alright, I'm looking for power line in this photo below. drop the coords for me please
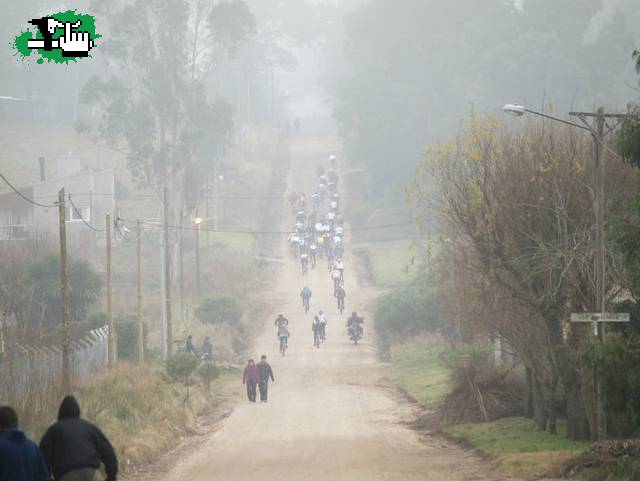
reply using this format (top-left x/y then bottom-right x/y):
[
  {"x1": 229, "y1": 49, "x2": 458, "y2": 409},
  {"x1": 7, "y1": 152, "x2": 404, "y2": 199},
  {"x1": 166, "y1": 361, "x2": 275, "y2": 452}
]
[
  {"x1": 0, "y1": 173, "x2": 57, "y2": 208},
  {"x1": 118, "y1": 217, "x2": 413, "y2": 236},
  {"x1": 67, "y1": 195, "x2": 106, "y2": 232},
  {"x1": 29, "y1": 192, "x2": 405, "y2": 201}
]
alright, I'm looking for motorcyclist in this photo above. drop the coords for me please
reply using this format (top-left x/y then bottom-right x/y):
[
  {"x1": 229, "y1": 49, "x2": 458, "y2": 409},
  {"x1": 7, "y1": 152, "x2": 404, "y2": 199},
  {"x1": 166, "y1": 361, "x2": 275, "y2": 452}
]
[
  {"x1": 347, "y1": 312, "x2": 364, "y2": 337},
  {"x1": 275, "y1": 314, "x2": 289, "y2": 328}
]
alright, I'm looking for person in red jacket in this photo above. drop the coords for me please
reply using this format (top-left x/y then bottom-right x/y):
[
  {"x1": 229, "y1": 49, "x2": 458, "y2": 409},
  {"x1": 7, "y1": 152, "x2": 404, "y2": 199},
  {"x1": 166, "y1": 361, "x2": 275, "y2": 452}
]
[{"x1": 242, "y1": 359, "x2": 260, "y2": 403}]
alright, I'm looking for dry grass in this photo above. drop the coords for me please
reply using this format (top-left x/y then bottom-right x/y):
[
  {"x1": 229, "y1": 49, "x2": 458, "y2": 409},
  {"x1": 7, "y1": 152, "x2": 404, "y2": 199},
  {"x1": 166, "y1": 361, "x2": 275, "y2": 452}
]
[{"x1": 12, "y1": 362, "x2": 234, "y2": 467}]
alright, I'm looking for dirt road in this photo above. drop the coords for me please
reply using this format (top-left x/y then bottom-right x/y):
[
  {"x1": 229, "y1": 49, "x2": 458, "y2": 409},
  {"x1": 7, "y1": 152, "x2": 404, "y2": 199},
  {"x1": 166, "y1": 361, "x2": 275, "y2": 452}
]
[{"x1": 157, "y1": 134, "x2": 525, "y2": 481}]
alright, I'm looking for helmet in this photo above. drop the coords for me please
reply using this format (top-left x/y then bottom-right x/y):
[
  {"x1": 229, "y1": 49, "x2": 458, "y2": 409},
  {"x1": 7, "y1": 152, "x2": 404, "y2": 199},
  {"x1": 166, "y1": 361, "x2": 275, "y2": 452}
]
[
  {"x1": 329, "y1": 155, "x2": 336, "y2": 161},
  {"x1": 319, "y1": 310, "x2": 323, "y2": 315}
]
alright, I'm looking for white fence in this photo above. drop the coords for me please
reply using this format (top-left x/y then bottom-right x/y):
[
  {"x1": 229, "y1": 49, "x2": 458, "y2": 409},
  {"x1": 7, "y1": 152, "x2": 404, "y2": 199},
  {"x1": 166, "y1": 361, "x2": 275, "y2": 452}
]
[{"x1": 0, "y1": 326, "x2": 109, "y2": 400}]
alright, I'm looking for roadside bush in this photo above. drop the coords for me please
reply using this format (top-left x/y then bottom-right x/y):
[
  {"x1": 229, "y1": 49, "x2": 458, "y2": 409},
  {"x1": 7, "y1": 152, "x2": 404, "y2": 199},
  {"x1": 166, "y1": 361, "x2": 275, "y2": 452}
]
[
  {"x1": 374, "y1": 282, "x2": 443, "y2": 341},
  {"x1": 196, "y1": 363, "x2": 220, "y2": 391},
  {"x1": 581, "y1": 333, "x2": 640, "y2": 437},
  {"x1": 166, "y1": 353, "x2": 198, "y2": 384},
  {"x1": 195, "y1": 296, "x2": 243, "y2": 328}
]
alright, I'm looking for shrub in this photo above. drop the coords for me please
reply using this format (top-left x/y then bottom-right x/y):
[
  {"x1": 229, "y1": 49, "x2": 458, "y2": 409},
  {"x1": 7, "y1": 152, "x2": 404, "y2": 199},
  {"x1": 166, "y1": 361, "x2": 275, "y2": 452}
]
[
  {"x1": 196, "y1": 363, "x2": 220, "y2": 391},
  {"x1": 166, "y1": 353, "x2": 198, "y2": 384},
  {"x1": 374, "y1": 282, "x2": 443, "y2": 341},
  {"x1": 195, "y1": 296, "x2": 243, "y2": 327}
]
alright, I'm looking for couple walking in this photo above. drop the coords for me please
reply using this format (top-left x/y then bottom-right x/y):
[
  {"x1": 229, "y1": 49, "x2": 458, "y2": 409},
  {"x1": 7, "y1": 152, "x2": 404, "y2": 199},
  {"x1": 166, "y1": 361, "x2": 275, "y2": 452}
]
[{"x1": 242, "y1": 355, "x2": 275, "y2": 403}]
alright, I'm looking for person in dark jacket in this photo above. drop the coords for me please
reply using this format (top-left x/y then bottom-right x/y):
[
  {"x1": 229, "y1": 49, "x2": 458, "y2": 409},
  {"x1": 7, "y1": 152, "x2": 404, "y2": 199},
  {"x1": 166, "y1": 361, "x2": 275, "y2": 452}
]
[
  {"x1": 39, "y1": 396, "x2": 118, "y2": 481},
  {"x1": 0, "y1": 406, "x2": 49, "y2": 481},
  {"x1": 242, "y1": 359, "x2": 260, "y2": 402},
  {"x1": 257, "y1": 355, "x2": 275, "y2": 402}
]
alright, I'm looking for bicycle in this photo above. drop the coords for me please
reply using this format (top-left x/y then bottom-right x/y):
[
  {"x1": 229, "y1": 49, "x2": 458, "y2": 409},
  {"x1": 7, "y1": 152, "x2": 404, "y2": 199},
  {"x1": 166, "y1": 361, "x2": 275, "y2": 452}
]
[
  {"x1": 313, "y1": 328, "x2": 321, "y2": 348},
  {"x1": 302, "y1": 296, "x2": 310, "y2": 314},
  {"x1": 279, "y1": 336, "x2": 288, "y2": 356}
]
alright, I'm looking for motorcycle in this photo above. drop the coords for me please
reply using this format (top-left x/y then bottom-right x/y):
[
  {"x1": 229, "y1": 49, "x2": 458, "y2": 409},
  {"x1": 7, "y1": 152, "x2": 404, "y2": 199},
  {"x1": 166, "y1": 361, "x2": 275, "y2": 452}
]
[{"x1": 348, "y1": 324, "x2": 364, "y2": 345}]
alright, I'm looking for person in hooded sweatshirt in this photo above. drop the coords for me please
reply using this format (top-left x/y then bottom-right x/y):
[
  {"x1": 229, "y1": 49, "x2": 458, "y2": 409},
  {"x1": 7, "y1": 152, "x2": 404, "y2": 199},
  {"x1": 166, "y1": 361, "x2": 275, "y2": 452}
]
[
  {"x1": 39, "y1": 396, "x2": 118, "y2": 481},
  {"x1": 0, "y1": 406, "x2": 49, "y2": 481}
]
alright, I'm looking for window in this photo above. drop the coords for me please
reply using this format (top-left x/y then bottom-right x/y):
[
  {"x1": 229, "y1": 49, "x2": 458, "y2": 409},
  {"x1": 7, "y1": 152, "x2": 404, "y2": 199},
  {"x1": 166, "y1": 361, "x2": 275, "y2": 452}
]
[{"x1": 65, "y1": 205, "x2": 91, "y2": 223}]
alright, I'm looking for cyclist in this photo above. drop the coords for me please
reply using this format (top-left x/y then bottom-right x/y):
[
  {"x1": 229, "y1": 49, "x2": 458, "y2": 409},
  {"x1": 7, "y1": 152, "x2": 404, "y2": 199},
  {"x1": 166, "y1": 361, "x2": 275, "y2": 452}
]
[
  {"x1": 288, "y1": 192, "x2": 298, "y2": 211},
  {"x1": 277, "y1": 324, "x2": 290, "y2": 354},
  {"x1": 275, "y1": 314, "x2": 289, "y2": 328},
  {"x1": 300, "y1": 286, "x2": 312, "y2": 312},
  {"x1": 332, "y1": 268, "x2": 342, "y2": 292},
  {"x1": 335, "y1": 285, "x2": 346, "y2": 312},
  {"x1": 309, "y1": 244, "x2": 318, "y2": 267},
  {"x1": 312, "y1": 192, "x2": 321, "y2": 210},
  {"x1": 301, "y1": 254, "x2": 309, "y2": 275},
  {"x1": 318, "y1": 311, "x2": 327, "y2": 341},
  {"x1": 334, "y1": 258, "x2": 345, "y2": 282},
  {"x1": 312, "y1": 316, "x2": 322, "y2": 348}
]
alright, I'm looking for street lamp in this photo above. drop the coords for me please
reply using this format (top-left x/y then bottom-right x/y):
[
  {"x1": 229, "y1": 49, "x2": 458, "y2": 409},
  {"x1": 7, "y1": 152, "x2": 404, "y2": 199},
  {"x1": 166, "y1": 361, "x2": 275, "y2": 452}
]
[
  {"x1": 191, "y1": 215, "x2": 216, "y2": 297},
  {"x1": 503, "y1": 102, "x2": 627, "y2": 440}
]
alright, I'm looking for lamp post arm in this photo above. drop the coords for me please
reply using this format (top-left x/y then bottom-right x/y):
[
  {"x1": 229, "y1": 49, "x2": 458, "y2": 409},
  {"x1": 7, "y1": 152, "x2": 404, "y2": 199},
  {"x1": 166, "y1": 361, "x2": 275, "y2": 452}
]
[{"x1": 524, "y1": 108, "x2": 595, "y2": 134}]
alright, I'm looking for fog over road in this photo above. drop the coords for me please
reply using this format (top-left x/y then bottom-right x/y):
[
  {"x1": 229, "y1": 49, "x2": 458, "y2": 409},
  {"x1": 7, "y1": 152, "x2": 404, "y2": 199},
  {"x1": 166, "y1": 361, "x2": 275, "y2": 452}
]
[{"x1": 152, "y1": 134, "x2": 534, "y2": 481}]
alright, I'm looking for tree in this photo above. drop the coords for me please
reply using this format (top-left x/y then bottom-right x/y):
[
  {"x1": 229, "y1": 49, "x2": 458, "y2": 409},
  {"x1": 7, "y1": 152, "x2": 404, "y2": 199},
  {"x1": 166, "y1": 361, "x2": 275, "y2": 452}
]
[
  {"x1": 28, "y1": 254, "x2": 102, "y2": 328},
  {"x1": 413, "y1": 112, "x2": 637, "y2": 439},
  {"x1": 334, "y1": 0, "x2": 640, "y2": 191},
  {"x1": 195, "y1": 296, "x2": 243, "y2": 327},
  {"x1": 81, "y1": 0, "x2": 255, "y2": 213}
]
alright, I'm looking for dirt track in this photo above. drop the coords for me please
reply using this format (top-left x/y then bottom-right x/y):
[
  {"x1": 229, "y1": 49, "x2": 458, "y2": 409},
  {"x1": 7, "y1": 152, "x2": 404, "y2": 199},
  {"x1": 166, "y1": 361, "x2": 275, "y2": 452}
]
[{"x1": 154, "y1": 134, "x2": 530, "y2": 481}]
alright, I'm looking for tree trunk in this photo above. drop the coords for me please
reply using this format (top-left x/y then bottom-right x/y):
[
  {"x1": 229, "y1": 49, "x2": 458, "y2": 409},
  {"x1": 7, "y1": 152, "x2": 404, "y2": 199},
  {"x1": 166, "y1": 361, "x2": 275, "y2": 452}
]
[
  {"x1": 556, "y1": 346, "x2": 591, "y2": 440},
  {"x1": 525, "y1": 365, "x2": 534, "y2": 419},
  {"x1": 532, "y1": 370, "x2": 548, "y2": 431},
  {"x1": 548, "y1": 371, "x2": 558, "y2": 434}
]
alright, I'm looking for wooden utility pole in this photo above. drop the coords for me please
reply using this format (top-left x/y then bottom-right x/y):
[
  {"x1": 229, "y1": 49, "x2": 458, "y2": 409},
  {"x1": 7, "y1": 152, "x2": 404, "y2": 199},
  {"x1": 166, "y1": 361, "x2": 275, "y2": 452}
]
[
  {"x1": 569, "y1": 108, "x2": 627, "y2": 441},
  {"x1": 137, "y1": 219, "x2": 144, "y2": 362},
  {"x1": 106, "y1": 213, "x2": 115, "y2": 368},
  {"x1": 163, "y1": 187, "x2": 173, "y2": 355},
  {"x1": 179, "y1": 210, "x2": 184, "y2": 319},
  {"x1": 58, "y1": 188, "x2": 71, "y2": 393}
]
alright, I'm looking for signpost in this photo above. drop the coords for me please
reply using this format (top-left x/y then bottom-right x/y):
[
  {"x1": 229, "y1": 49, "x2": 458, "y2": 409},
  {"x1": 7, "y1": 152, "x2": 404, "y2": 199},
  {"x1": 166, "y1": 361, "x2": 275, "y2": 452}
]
[{"x1": 571, "y1": 312, "x2": 629, "y2": 440}]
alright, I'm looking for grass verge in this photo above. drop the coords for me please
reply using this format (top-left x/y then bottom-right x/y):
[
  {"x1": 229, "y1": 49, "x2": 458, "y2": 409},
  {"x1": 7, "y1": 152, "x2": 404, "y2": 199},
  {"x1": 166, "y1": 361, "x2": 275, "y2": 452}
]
[
  {"x1": 25, "y1": 363, "x2": 237, "y2": 468},
  {"x1": 444, "y1": 418, "x2": 590, "y2": 479},
  {"x1": 389, "y1": 340, "x2": 589, "y2": 479},
  {"x1": 389, "y1": 338, "x2": 450, "y2": 406}
]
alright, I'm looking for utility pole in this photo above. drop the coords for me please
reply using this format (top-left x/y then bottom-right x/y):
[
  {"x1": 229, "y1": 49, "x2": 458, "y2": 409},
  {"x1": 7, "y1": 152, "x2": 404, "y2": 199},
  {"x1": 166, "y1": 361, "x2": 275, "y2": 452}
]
[
  {"x1": 569, "y1": 107, "x2": 627, "y2": 441},
  {"x1": 136, "y1": 219, "x2": 144, "y2": 362},
  {"x1": 195, "y1": 210, "x2": 201, "y2": 297},
  {"x1": 106, "y1": 213, "x2": 115, "y2": 368},
  {"x1": 179, "y1": 210, "x2": 184, "y2": 319},
  {"x1": 58, "y1": 188, "x2": 71, "y2": 393},
  {"x1": 163, "y1": 187, "x2": 173, "y2": 356}
]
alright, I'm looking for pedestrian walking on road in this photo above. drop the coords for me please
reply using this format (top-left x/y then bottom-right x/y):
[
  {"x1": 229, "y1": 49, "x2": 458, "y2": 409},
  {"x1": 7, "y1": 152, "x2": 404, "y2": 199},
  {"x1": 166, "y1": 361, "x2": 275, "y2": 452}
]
[
  {"x1": 257, "y1": 355, "x2": 275, "y2": 402},
  {"x1": 40, "y1": 396, "x2": 118, "y2": 481},
  {"x1": 243, "y1": 359, "x2": 260, "y2": 403},
  {"x1": 0, "y1": 405, "x2": 49, "y2": 481}
]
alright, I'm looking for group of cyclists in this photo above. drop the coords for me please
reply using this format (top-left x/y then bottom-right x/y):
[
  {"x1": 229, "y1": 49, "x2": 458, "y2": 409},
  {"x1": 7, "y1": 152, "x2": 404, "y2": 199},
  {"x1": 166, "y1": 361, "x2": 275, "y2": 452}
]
[{"x1": 276, "y1": 154, "x2": 364, "y2": 353}]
